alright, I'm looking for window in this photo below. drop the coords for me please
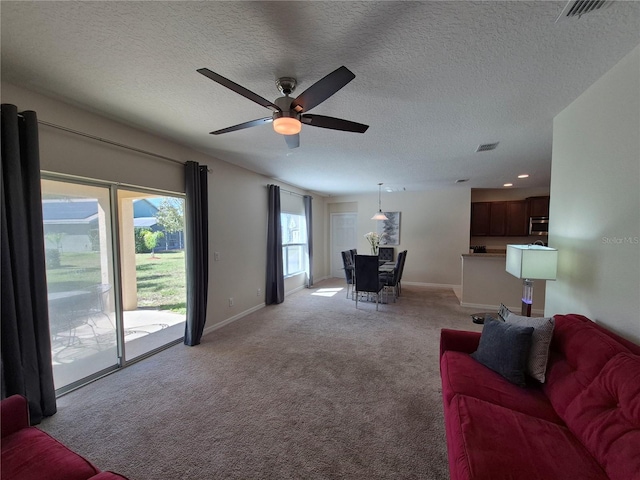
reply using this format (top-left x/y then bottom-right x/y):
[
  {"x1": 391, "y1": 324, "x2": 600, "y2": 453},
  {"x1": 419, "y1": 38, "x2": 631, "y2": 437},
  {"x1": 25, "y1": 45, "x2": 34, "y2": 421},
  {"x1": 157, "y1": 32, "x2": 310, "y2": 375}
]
[{"x1": 281, "y1": 212, "x2": 307, "y2": 277}]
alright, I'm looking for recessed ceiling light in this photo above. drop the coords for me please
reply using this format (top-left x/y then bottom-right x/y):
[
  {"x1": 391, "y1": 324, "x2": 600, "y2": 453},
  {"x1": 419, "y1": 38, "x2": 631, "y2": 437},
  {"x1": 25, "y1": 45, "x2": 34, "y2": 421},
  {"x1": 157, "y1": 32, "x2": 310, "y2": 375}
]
[
  {"x1": 503, "y1": 183, "x2": 513, "y2": 187},
  {"x1": 518, "y1": 174, "x2": 529, "y2": 179}
]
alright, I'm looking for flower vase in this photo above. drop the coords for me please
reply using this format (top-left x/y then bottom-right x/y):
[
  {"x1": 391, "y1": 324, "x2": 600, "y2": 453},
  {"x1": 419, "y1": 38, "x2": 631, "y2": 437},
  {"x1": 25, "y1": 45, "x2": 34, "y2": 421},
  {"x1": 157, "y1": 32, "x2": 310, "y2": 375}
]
[{"x1": 371, "y1": 246, "x2": 379, "y2": 256}]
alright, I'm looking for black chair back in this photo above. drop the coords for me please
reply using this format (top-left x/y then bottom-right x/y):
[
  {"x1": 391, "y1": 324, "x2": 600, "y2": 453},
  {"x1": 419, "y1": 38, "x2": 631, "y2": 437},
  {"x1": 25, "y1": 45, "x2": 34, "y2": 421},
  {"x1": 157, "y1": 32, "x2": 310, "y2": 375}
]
[
  {"x1": 355, "y1": 254, "x2": 385, "y2": 309},
  {"x1": 378, "y1": 246, "x2": 394, "y2": 262},
  {"x1": 341, "y1": 250, "x2": 354, "y2": 283},
  {"x1": 355, "y1": 255, "x2": 383, "y2": 293}
]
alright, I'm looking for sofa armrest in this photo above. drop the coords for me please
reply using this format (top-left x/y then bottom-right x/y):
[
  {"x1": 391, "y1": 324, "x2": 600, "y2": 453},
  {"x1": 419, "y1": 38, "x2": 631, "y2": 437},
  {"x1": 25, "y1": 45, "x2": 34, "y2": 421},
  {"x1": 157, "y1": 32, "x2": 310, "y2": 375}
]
[
  {"x1": 1, "y1": 394, "x2": 30, "y2": 438},
  {"x1": 440, "y1": 329, "x2": 481, "y2": 358}
]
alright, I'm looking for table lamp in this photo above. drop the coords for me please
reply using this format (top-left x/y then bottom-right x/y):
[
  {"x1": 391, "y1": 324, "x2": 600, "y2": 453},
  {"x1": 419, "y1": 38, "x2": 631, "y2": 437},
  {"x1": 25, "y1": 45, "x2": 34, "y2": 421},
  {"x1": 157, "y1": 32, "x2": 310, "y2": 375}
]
[{"x1": 506, "y1": 245, "x2": 558, "y2": 316}]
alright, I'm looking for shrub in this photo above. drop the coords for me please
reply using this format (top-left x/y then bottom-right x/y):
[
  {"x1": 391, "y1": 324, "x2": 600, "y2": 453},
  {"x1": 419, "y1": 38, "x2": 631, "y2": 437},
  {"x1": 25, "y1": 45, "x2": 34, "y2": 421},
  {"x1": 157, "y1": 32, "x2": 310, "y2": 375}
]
[
  {"x1": 45, "y1": 249, "x2": 61, "y2": 268},
  {"x1": 134, "y1": 227, "x2": 152, "y2": 253}
]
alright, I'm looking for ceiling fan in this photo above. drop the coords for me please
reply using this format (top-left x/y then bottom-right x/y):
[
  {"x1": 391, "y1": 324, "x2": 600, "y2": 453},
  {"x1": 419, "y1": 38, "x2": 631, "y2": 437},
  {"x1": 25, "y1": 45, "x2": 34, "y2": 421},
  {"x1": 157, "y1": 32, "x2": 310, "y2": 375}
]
[{"x1": 197, "y1": 66, "x2": 369, "y2": 149}]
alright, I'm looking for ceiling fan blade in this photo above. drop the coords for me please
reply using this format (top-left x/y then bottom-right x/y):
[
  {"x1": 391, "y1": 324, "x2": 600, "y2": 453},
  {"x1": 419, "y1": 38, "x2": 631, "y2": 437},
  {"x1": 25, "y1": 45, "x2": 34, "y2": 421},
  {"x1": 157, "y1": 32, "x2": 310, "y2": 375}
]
[
  {"x1": 301, "y1": 114, "x2": 369, "y2": 133},
  {"x1": 284, "y1": 134, "x2": 300, "y2": 149},
  {"x1": 290, "y1": 66, "x2": 355, "y2": 113},
  {"x1": 197, "y1": 68, "x2": 281, "y2": 113},
  {"x1": 210, "y1": 117, "x2": 273, "y2": 135}
]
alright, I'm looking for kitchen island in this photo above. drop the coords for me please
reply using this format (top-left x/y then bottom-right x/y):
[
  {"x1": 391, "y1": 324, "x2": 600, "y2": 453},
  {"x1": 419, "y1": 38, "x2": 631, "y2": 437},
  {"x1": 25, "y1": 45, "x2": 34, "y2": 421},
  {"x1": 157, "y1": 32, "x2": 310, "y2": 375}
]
[{"x1": 460, "y1": 253, "x2": 546, "y2": 315}]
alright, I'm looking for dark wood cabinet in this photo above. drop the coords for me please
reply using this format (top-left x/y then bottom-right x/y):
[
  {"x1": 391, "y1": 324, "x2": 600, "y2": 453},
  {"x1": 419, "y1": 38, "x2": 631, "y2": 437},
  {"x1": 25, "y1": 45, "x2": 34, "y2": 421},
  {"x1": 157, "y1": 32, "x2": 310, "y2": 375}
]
[
  {"x1": 471, "y1": 198, "x2": 545, "y2": 237},
  {"x1": 489, "y1": 202, "x2": 507, "y2": 236},
  {"x1": 506, "y1": 201, "x2": 528, "y2": 236},
  {"x1": 470, "y1": 202, "x2": 490, "y2": 236},
  {"x1": 527, "y1": 196, "x2": 550, "y2": 218}
]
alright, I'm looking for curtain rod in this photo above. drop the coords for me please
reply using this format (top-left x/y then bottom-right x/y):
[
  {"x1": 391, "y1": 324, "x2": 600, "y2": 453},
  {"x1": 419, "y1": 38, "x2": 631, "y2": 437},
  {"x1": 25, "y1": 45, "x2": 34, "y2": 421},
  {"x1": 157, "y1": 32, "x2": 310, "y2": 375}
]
[
  {"x1": 37, "y1": 119, "x2": 212, "y2": 172},
  {"x1": 267, "y1": 184, "x2": 310, "y2": 199}
]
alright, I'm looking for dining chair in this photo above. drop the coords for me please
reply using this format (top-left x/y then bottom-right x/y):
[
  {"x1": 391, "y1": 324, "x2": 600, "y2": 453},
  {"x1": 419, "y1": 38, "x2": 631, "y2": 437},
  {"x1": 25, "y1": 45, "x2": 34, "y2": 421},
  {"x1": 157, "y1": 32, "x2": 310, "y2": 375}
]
[
  {"x1": 341, "y1": 250, "x2": 355, "y2": 298},
  {"x1": 396, "y1": 250, "x2": 408, "y2": 297},
  {"x1": 354, "y1": 254, "x2": 385, "y2": 310},
  {"x1": 378, "y1": 246, "x2": 395, "y2": 263},
  {"x1": 380, "y1": 250, "x2": 405, "y2": 301}
]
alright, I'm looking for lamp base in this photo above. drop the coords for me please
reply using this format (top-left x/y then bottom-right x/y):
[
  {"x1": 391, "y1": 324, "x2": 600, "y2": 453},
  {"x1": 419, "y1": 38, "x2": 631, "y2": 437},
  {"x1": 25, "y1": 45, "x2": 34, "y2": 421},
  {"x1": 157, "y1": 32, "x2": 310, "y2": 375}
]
[{"x1": 521, "y1": 278, "x2": 534, "y2": 317}]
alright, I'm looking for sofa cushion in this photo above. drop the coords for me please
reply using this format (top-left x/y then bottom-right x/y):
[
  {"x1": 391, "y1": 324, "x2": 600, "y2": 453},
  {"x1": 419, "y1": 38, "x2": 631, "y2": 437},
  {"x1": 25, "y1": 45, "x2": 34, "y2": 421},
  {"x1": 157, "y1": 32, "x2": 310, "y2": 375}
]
[
  {"x1": 444, "y1": 394, "x2": 608, "y2": 480},
  {"x1": 441, "y1": 350, "x2": 563, "y2": 424},
  {"x1": 505, "y1": 312, "x2": 555, "y2": 383},
  {"x1": 470, "y1": 318, "x2": 534, "y2": 386},
  {"x1": 1, "y1": 427, "x2": 100, "y2": 480},
  {"x1": 543, "y1": 314, "x2": 635, "y2": 419},
  {"x1": 563, "y1": 352, "x2": 640, "y2": 480}
]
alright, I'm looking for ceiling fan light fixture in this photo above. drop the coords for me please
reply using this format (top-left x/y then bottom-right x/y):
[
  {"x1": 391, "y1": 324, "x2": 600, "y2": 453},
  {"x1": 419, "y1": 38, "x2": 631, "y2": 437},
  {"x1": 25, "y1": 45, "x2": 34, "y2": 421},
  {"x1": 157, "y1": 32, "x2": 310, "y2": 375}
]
[{"x1": 273, "y1": 117, "x2": 302, "y2": 135}]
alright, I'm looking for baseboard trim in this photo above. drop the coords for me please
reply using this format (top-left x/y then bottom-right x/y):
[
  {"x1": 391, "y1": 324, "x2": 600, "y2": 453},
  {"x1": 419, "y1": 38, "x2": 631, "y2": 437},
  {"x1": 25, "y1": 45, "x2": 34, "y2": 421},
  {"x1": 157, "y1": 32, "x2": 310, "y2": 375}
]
[
  {"x1": 403, "y1": 281, "x2": 461, "y2": 290},
  {"x1": 202, "y1": 303, "x2": 266, "y2": 337},
  {"x1": 459, "y1": 301, "x2": 544, "y2": 316},
  {"x1": 202, "y1": 276, "x2": 345, "y2": 337}
]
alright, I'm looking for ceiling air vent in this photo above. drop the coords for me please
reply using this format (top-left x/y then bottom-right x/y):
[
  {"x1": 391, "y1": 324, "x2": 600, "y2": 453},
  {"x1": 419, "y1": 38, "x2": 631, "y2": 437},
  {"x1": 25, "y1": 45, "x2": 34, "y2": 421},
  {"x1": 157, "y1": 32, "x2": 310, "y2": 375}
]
[
  {"x1": 556, "y1": 1, "x2": 614, "y2": 22},
  {"x1": 476, "y1": 142, "x2": 499, "y2": 152}
]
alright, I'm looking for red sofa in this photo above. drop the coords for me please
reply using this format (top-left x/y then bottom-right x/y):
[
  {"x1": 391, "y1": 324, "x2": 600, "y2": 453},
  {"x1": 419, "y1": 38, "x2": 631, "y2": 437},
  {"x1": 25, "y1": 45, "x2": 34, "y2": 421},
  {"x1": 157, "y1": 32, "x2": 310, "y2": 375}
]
[
  {"x1": 1, "y1": 394, "x2": 129, "y2": 480},
  {"x1": 440, "y1": 313, "x2": 640, "y2": 480}
]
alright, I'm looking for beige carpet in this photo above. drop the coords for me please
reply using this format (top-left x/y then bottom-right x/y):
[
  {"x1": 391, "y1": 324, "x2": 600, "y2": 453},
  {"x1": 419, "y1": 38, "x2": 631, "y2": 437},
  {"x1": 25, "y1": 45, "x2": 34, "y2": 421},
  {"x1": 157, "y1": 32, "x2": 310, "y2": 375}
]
[{"x1": 40, "y1": 278, "x2": 482, "y2": 479}]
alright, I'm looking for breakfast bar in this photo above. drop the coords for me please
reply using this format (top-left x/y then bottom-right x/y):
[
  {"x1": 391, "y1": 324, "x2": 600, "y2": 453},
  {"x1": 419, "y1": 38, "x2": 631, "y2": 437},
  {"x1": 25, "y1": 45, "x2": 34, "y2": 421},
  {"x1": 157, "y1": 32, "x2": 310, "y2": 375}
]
[{"x1": 460, "y1": 252, "x2": 547, "y2": 315}]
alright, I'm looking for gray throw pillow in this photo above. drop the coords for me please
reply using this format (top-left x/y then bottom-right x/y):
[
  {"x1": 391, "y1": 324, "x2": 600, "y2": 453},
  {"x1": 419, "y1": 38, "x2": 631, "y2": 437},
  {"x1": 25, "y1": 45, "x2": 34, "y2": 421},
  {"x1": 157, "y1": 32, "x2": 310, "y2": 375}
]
[
  {"x1": 471, "y1": 318, "x2": 534, "y2": 387},
  {"x1": 504, "y1": 312, "x2": 555, "y2": 383}
]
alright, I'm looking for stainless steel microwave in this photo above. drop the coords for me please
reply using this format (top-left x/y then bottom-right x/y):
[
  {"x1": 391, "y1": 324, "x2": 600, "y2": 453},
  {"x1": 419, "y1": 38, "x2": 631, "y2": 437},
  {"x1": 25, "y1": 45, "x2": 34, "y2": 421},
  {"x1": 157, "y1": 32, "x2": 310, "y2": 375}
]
[{"x1": 529, "y1": 216, "x2": 549, "y2": 236}]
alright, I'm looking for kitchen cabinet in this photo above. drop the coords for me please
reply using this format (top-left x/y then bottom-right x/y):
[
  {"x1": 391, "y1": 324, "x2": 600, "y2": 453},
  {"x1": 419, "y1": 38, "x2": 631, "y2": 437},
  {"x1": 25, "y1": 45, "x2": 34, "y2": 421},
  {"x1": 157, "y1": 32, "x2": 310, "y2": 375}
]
[
  {"x1": 489, "y1": 202, "x2": 507, "y2": 236},
  {"x1": 528, "y1": 196, "x2": 550, "y2": 217},
  {"x1": 506, "y1": 200, "x2": 528, "y2": 236},
  {"x1": 471, "y1": 199, "x2": 531, "y2": 237},
  {"x1": 470, "y1": 202, "x2": 490, "y2": 236}
]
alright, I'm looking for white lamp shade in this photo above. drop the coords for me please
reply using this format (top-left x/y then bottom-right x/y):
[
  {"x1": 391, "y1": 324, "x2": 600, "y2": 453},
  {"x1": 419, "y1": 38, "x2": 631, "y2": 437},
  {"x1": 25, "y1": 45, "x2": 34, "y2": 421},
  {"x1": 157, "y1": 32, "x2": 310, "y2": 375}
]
[
  {"x1": 273, "y1": 117, "x2": 301, "y2": 135},
  {"x1": 506, "y1": 245, "x2": 558, "y2": 280},
  {"x1": 371, "y1": 211, "x2": 388, "y2": 221}
]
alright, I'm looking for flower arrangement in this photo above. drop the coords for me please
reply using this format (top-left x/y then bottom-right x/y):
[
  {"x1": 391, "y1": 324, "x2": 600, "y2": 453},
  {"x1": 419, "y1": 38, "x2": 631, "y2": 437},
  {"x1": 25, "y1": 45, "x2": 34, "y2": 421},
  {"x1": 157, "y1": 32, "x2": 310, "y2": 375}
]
[{"x1": 364, "y1": 231, "x2": 387, "y2": 255}]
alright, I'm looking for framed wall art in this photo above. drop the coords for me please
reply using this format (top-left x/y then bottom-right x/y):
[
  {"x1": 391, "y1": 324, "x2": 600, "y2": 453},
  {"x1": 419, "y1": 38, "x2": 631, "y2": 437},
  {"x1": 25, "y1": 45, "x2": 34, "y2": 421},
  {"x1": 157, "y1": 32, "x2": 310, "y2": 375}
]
[{"x1": 377, "y1": 212, "x2": 401, "y2": 245}]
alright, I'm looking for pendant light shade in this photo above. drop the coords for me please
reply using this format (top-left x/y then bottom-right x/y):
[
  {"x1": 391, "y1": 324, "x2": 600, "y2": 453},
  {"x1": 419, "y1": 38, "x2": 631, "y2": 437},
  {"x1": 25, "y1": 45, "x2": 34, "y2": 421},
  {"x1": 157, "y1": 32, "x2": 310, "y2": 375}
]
[{"x1": 371, "y1": 183, "x2": 389, "y2": 221}]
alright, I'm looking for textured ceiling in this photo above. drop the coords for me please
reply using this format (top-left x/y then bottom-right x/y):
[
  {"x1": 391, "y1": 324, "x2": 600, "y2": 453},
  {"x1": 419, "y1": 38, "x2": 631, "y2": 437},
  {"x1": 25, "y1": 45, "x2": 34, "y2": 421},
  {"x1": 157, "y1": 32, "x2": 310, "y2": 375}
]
[{"x1": 2, "y1": 1, "x2": 639, "y2": 196}]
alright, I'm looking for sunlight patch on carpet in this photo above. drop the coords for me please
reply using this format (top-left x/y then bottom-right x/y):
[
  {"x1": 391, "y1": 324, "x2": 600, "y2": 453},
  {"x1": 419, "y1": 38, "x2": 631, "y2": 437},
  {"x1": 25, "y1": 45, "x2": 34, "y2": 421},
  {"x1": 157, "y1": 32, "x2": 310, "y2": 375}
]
[{"x1": 312, "y1": 288, "x2": 343, "y2": 297}]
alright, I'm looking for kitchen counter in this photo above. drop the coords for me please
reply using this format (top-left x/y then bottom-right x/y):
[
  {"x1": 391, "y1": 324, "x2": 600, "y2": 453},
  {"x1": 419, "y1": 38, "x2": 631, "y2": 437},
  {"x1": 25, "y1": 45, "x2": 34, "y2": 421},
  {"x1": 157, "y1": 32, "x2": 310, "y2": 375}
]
[{"x1": 460, "y1": 252, "x2": 546, "y2": 314}]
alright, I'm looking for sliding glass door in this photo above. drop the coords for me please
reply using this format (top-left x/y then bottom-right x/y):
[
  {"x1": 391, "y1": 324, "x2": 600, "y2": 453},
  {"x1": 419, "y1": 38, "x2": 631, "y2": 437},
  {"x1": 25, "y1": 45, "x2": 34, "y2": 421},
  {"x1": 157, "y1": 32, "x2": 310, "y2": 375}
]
[
  {"x1": 117, "y1": 189, "x2": 186, "y2": 362},
  {"x1": 42, "y1": 179, "x2": 118, "y2": 390},
  {"x1": 42, "y1": 177, "x2": 186, "y2": 393}
]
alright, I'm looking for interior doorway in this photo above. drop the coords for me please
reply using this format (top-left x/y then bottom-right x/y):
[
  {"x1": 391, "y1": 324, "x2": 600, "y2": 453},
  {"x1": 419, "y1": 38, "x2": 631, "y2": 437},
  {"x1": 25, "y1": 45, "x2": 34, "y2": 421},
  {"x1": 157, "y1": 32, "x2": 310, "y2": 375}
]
[{"x1": 330, "y1": 212, "x2": 358, "y2": 278}]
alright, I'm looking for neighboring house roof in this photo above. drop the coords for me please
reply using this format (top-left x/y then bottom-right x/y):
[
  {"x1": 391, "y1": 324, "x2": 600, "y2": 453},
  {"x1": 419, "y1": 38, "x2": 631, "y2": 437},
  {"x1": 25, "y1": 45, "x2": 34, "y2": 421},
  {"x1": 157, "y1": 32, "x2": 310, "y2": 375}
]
[
  {"x1": 42, "y1": 199, "x2": 98, "y2": 224},
  {"x1": 134, "y1": 217, "x2": 157, "y2": 228},
  {"x1": 42, "y1": 198, "x2": 161, "y2": 227}
]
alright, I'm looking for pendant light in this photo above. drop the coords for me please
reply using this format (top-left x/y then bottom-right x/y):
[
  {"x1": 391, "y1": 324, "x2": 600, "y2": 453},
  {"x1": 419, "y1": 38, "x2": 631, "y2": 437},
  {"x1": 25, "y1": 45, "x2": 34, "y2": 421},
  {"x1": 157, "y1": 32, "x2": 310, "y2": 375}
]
[{"x1": 371, "y1": 183, "x2": 389, "y2": 221}]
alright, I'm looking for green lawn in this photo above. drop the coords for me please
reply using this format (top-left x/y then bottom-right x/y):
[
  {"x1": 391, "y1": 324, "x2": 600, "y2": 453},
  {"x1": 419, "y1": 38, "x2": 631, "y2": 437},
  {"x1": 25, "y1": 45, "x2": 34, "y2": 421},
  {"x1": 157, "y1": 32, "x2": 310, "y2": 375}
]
[
  {"x1": 46, "y1": 250, "x2": 187, "y2": 314},
  {"x1": 136, "y1": 251, "x2": 187, "y2": 314}
]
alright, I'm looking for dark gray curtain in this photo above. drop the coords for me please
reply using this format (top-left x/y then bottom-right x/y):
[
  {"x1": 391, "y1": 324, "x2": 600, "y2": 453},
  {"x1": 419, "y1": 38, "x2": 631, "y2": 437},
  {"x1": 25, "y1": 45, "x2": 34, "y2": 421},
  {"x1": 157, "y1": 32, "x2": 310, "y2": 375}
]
[
  {"x1": 1, "y1": 104, "x2": 56, "y2": 424},
  {"x1": 184, "y1": 161, "x2": 209, "y2": 346},
  {"x1": 266, "y1": 184, "x2": 284, "y2": 304},
  {"x1": 303, "y1": 195, "x2": 314, "y2": 287}
]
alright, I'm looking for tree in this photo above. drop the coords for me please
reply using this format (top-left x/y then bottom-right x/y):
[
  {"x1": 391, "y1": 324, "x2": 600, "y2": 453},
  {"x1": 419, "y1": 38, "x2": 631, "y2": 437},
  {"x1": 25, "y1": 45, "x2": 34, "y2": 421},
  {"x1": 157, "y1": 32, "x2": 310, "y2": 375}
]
[
  {"x1": 156, "y1": 198, "x2": 184, "y2": 249},
  {"x1": 143, "y1": 230, "x2": 164, "y2": 258}
]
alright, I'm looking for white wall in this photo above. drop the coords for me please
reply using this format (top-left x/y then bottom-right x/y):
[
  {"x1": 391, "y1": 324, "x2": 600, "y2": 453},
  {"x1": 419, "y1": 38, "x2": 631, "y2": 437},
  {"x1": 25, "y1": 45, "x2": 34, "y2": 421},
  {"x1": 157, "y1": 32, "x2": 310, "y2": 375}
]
[
  {"x1": 546, "y1": 45, "x2": 640, "y2": 343},
  {"x1": 2, "y1": 82, "x2": 326, "y2": 331},
  {"x1": 328, "y1": 188, "x2": 471, "y2": 287}
]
